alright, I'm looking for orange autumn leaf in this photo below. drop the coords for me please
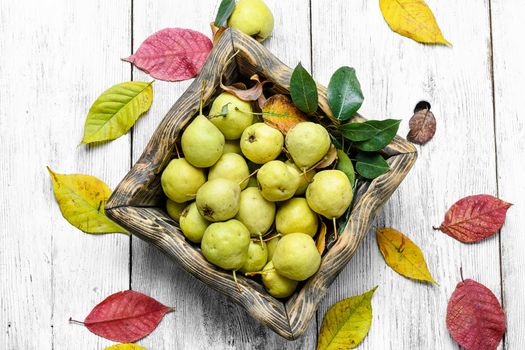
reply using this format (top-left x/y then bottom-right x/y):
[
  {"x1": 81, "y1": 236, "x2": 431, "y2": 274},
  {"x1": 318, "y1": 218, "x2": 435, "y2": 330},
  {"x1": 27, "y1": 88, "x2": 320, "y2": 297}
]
[
  {"x1": 262, "y1": 94, "x2": 308, "y2": 134},
  {"x1": 376, "y1": 227, "x2": 436, "y2": 284},
  {"x1": 316, "y1": 220, "x2": 327, "y2": 255}
]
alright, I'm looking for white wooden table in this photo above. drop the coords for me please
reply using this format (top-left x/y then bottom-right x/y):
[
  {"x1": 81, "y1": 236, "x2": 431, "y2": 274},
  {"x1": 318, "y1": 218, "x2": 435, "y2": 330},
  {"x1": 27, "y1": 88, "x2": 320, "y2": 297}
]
[{"x1": 1, "y1": 0, "x2": 523, "y2": 349}]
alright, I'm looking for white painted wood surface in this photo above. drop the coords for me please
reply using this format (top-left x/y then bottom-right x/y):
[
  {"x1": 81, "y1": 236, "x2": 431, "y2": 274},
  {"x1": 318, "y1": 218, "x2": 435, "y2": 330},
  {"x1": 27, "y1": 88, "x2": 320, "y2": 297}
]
[{"x1": 0, "y1": 0, "x2": 522, "y2": 349}]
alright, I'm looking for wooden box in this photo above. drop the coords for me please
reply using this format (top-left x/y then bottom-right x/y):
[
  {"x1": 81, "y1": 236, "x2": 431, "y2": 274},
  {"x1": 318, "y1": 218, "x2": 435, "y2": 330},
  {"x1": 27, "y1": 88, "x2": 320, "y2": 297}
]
[{"x1": 105, "y1": 28, "x2": 417, "y2": 340}]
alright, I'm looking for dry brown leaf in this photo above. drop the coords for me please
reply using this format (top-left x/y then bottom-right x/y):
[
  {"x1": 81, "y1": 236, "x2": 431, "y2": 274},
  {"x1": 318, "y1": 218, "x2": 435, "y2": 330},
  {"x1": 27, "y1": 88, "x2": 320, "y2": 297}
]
[
  {"x1": 316, "y1": 220, "x2": 327, "y2": 255},
  {"x1": 262, "y1": 94, "x2": 308, "y2": 134},
  {"x1": 313, "y1": 144, "x2": 338, "y2": 169},
  {"x1": 407, "y1": 101, "x2": 436, "y2": 145},
  {"x1": 220, "y1": 74, "x2": 269, "y2": 101},
  {"x1": 210, "y1": 22, "x2": 226, "y2": 44}
]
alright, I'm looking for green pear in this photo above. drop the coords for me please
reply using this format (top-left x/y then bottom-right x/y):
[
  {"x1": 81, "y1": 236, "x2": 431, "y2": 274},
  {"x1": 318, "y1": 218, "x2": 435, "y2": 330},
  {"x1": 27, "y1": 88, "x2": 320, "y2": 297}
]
[
  {"x1": 285, "y1": 122, "x2": 330, "y2": 169},
  {"x1": 161, "y1": 158, "x2": 206, "y2": 203},
  {"x1": 196, "y1": 178, "x2": 241, "y2": 222},
  {"x1": 181, "y1": 115, "x2": 225, "y2": 168},
  {"x1": 272, "y1": 233, "x2": 321, "y2": 281},
  {"x1": 240, "y1": 241, "x2": 268, "y2": 273},
  {"x1": 179, "y1": 202, "x2": 209, "y2": 243},
  {"x1": 228, "y1": 0, "x2": 274, "y2": 42},
  {"x1": 235, "y1": 187, "x2": 276, "y2": 237},
  {"x1": 209, "y1": 153, "x2": 250, "y2": 190},
  {"x1": 285, "y1": 160, "x2": 316, "y2": 195},
  {"x1": 166, "y1": 199, "x2": 187, "y2": 222},
  {"x1": 276, "y1": 198, "x2": 318, "y2": 237},
  {"x1": 261, "y1": 261, "x2": 297, "y2": 298},
  {"x1": 223, "y1": 140, "x2": 242, "y2": 155},
  {"x1": 209, "y1": 92, "x2": 254, "y2": 140},
  {"x1": 266, "y1": 236, "x2": 280, "y2": 260},
  {"x1": 306, "y1": 170, "x2": 352, "y2": 219},
  {"x1": 257, "y1": 160, "x2": 299, "y2": 201},
  {"x1": 240, "y1": 123, "x2": 284, "y2": 164},
  {"x1": 201, "y1": 219, "x2": 251, "y2": 270}
]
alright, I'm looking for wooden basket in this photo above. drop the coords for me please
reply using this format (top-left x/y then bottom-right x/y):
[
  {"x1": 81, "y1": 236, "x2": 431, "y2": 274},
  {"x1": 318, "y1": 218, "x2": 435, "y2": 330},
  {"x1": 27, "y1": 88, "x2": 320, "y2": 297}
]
[{"x1": 105, "y1": 28, "x2": 417, "y2": 340}]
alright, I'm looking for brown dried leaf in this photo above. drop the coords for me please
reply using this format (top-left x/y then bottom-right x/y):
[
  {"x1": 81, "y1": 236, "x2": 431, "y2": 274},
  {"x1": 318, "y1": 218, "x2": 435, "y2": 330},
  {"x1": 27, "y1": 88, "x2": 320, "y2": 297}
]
[
  {"x1": 262, "y1": 94, "x2": 308, "y2": 134},
  {"x1": 220, "y1": 74, "x2": 269, "y2": 101},
  {"x1": 316, "y1": 220, "x2": 327, "y2": 255},
  {"x1": 313, "y1": 144, "x2": 338, "y2": 169},
  {"x1": 407, "y1": 101, "x2": 436, "y2": 145},
  {"x1": 210, "y1": 22, "x2": 226, "y2": 44}
]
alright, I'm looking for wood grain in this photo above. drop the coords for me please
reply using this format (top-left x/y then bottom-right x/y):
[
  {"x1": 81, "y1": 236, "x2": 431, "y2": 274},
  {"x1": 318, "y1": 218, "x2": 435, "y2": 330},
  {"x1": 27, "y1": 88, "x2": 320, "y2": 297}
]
[
  {"x1": 311, "y1": 0, "x2": 501, "y2": 348},
  {"x1": 491, "y1": 0, "x2": 525, "y2": 347}
]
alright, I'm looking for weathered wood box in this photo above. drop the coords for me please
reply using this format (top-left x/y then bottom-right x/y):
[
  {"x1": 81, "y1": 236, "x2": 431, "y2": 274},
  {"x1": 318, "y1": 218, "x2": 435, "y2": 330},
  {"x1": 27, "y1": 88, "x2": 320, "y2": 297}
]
[{"x1": 105, "y1": 28, "x2": 417, "y2": 340}]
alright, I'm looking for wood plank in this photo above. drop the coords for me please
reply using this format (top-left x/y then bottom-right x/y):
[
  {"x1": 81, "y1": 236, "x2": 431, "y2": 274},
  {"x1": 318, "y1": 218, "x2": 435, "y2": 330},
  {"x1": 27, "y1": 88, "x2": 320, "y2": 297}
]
[
  {"x1": 491, "y1": 0, "x2": 525, "y2": 347},
  {"x1": 0, "y1": 1, "x2": 131, "y2": 349},
  {"x1": 130, "y1": 0, "x2": 316, "y2": 347},
  {"x1": 311, "y1": 0, "x2": 500, "y2": 348}
]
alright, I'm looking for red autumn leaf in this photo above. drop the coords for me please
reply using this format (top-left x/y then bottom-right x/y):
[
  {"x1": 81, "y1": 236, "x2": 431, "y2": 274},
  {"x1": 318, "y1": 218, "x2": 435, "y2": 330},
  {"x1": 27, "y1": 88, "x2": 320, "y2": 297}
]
[
  {"x1": 123, "y1": 28, "x2": 213, "y2": 82},
  {"x1": 437, "y1": 194, "x2": 512, "y2": 243},
  {"x1": 447, "y1": 279, "x2": 505, "y2": 350},
  {"x1": 78, "y1": 290, "x2": 173, "y2": 343}
]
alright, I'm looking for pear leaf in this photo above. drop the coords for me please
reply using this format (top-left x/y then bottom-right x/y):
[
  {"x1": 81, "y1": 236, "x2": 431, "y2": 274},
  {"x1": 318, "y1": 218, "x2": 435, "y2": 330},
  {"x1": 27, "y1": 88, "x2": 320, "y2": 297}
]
[
  {"x1": 214, "y1": 0, "x2": 236, "y2": 27},
  {"x1": 355, "y1": 152, "x2": 389, "y2": 179},
  {"x1": 327, "y1": 67, "x2": 364, "y2": 121},
  {"x1": 290, "y1": 62, "x2": 318, "y2": 114},
  {"x1": 355, "y1": 119, "x2": 400, "y2": 151},
  {"x1": 336, "y1": 150, "x2": 355, "y2": 185}
]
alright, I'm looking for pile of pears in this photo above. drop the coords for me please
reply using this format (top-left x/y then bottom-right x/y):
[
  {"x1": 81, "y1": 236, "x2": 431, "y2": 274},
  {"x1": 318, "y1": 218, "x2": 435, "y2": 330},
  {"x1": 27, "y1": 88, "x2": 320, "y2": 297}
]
[{"x1": 162, "y1": 90, "x2": 353, "y2": 299}]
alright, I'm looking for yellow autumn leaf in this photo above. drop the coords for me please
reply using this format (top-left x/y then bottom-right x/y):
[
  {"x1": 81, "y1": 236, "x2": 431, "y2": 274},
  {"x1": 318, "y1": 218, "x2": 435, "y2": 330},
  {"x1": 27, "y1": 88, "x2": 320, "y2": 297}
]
[
  {"x1": 105, "y1": 344, "x2": 147, "y2": 350},
  {"x1": 317, "y1": 287, "x2": 377, "y2": 350},
  {"x1": 47, "y1": 167, "x2": 128, "y2": 234},
  {"x1": 379, "y1": 0, "x2": 451, "y2": 46},
  {"x1": 81, "y1": 81, "x2": 153, "y2": 144},
  {"x1": 376, "y1": 227, "x2": 437, "y2": 283}
]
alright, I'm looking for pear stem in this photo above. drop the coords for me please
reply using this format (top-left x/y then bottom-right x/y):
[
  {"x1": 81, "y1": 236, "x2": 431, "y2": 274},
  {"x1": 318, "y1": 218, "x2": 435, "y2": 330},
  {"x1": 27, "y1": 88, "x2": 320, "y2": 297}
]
[
  {"x1": 199, "y1": 80, "x2": 207, "y2": 116},
  {"x1": 245, "y1": 269, "x2": 273, "y2": 277},
  {"x1": 232, "y1": 270, "x2": 241, "y2": 292},
  {"x1": 253, "y1": 233, "x2": 281, "y2": 242},
  {"x1": 239, "y1": 169, "x2": 258, "y2": 186},
  {"x1": 174, "y1": 143, "x2": 180, "y2": 158},
  {"x1": 333, "y1": 217, "x2": 338, "y2": 242}
]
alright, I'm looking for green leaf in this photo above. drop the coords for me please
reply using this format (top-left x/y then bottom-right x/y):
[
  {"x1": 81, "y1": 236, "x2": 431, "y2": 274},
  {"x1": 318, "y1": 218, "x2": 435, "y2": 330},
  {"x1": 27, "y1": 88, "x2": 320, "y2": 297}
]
[
  {"x1": 355, "y1": 152, "x2": 390, "y2": 179},
  {"x1": 214, "y1": 0, "x2": 236, "y2": 27},
  {"x1": 47, "y1": 167, "x2": 128, "y2": 234},
  {"x1": 290, "y1": 62, "x2": 318, "y2": 114},
  {"x1": 355, "y1": 119, "x2": 401, "y2": 151},
  {"x1": 317, "y1": 287, "x2": 377, "y2": 350},
  {"x1": 336, "y1": 149, "x2": 355, "y2": 185},
  {"x1": 327, "y1": 67, "x2": 364, "y2": 121},
  {"x1": 338, "y1": 121, "x2": 380, "y2": 141},
  {"x1": 81, "y1": 81, "x2": 153, "y2": 144}
]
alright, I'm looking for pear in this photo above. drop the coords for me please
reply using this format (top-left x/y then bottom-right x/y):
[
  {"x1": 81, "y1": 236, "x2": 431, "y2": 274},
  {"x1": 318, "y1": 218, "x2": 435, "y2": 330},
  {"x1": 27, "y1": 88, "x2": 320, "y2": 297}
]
[
  {"x1": 306, "y1": 170, "x2": 352, "y2": 219},
  {"x1": 240, "y1": 241, "x2": 268, "y2": 273},
  {"x1": 166, "y1": 199, "x2": 186, "y2": 222},
  {"x1": 181, "y1": 115, "x2": 225, "y2": 168},
  {"x1": 266, "y1": 236, "x2": 280, "y2": 260},
  {"x1": 235, "y1": 187, "x2": 276, "y2": 237},
  {"x1": 161, "y1": 158, "x2": 206, "y2": 203},
  {"x1": 228, "y1": 0, "x2": 274, "y2": 42},
  {"x1": 209, "y1": 92, "x2": 254, "y2": 140},
  {"x1": 196, "y1": 178, "x2": 240, "y2": 222},
  {"x1": 257, "y1": 160, "x2": 299, "y2": 201},
  {"x1": 285, "y1": 122, "x2": 330, "y2": 169},
  {"x1": 261, "y1": 261, "x2": 297, "y2": 298},
  {"x1": 240, "y1": 123, "x2": 284, "y2": 164},
  {"x1": 209, "y1": 153, "x2": 250, "y2": 190},
  {"x1": 284, "y1": 160, "x2": 316, "y2": 195},
  {"x1": 272, "y1": 233, "x2": 321, "y2": 281},
  {"x1": 179, "y1": 202, "x2": 209, "y2": 243},
  {"x1": 276, "y1": 198, "x2": 318, "y2": 237},
  {"x1": 223, "y1": 140, "x2": 242, "y2": 155},
  {"x1": 201, "y1": 219, "x2": 251, "y2": 270}
]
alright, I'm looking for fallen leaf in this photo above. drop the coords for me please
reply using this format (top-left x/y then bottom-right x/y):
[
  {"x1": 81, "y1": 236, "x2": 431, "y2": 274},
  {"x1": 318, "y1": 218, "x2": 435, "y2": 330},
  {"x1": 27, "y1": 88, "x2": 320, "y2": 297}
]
[
  {"x1": 316, "y1": 220, "x2": 327, "y2": 255},
  {"x1": 290, "y1": 62, "x2": 318, "y2": 114},
  {"x1": 105, "y1": 344, "x2": 147, "y2": 350},
  {"x1": 336, "y1": 150, "x2": 355, "y2": 185},
  {"x1": 407, "y1": 101, "x2": 436, "y2": 145},
  {"x1": 379, "y1": 0, "x2": 451, "y2": 46},
  {"x1": 123, "y1": 28, "x2": 213, "y2": 81},
  {"x1": 355, "y1": 119, "x2": 401, "y2": 151},
  {"x1": 355, "y1": 152, "x2": 390, "y2": 179},
  {"x1": 313, "y1": 144, "x2": 338, "y2": 169},
  {"x1": 81, "y1": 81, "x2": 153, "y2": 144},
  {"x1": 214, "y1": 0, "x2": 236, "y2": 27},
  {"x1": 338, "y1": 121, "x2": 379, "y2": 142},
  {"x1": 220, "y1": 74, "x2": 269, "y2": 101},
  {"x1": 447, "y1": 279, "x2": 505, "y2": 350},
  {"x1": 210, "y1": 22, "x2": 226, "y2": 44},
  {"x1": 327, "y1": 66, "x2": 364, "y2": 121},
  {"x1": 47, "y1": 167, "x2": 127, "y2": 234},
  {"x1": 77, "y1": 290, "x2": 173, "y2": 343},
  {"x1": 376, "y1": 228, "x2": 436, "y2": 283},
  {"x1": 262, "y1": 94, "x2": 308, "y2": 134},
  {"x1": 318, "y1": 287, "x2": 377, "y2": 349},
  {"x1": 437, "y1": 194, "x2": 512, "y2": 243}
]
